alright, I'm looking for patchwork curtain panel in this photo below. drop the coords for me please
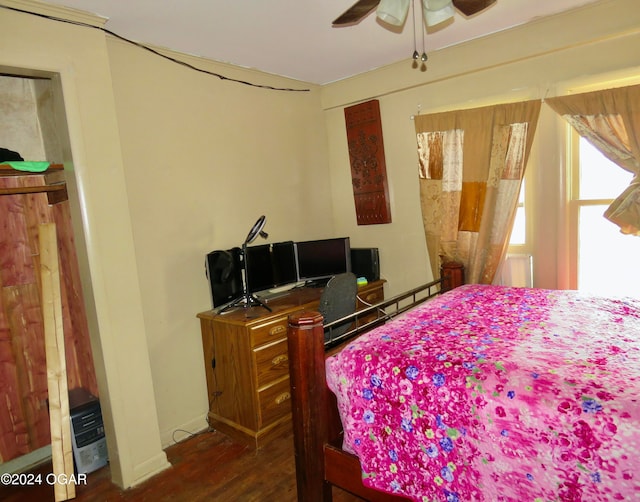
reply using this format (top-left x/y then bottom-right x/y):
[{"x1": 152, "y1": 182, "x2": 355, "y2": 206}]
[
  {"x1": 414, "y1": 100, "x2": 541, "y2": 284},
  {"x1": 545, "y1": 83, "x2": 640, "y2": 236}
]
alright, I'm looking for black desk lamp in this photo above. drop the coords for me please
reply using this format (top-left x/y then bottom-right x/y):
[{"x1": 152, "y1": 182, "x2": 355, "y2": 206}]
[{"x1": 220, "y1": 215, "x2": 272, "y2": 313}]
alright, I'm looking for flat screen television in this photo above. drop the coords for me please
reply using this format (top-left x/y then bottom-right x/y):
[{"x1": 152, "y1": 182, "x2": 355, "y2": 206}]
[{"x1": 295, "y1": 237, "x2": 351, "y2": 286}]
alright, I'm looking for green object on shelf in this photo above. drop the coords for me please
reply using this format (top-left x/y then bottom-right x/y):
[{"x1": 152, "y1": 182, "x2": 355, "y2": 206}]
[{"x1": 4, "y1": 161, "x2": 51, "y2": 173}]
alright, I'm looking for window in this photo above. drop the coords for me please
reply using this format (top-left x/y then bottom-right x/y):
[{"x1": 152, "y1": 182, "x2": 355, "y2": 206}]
[
  {"x1": 569, "y1": 134, "x2": 639, "y2": 298},
  {"x1": 509, "y1": 181, "x2": 526, "y2": 246}
]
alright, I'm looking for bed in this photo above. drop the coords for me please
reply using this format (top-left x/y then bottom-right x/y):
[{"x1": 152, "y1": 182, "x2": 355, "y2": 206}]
[{"x1": 287, "y1": 279, "x2": 640, "y2": 502}]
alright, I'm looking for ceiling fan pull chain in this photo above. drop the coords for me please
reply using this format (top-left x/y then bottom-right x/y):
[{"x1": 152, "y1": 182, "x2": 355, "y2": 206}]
[{"x1": 421, "y1": 0, "x2": 429, "y2": 67}]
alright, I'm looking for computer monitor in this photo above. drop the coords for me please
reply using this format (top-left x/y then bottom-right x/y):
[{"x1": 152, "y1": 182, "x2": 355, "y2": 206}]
[
  {"x1": 271, "y1": 241, "x2": 298, "y2": 287},
  {"x1": 245, "y1": 244, "x2": 274, "y2": 293},
  {"x1": 295, "y1": 237, "x2": 351, "y2": 286},
  {"x1": 245, "y1": 241, "x2": 298, "y2": 293}
]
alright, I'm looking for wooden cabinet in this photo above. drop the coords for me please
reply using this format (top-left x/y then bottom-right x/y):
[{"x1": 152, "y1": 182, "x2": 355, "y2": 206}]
[{"x1": 197, "y1": 280, "x2": 385, "y2": 448}]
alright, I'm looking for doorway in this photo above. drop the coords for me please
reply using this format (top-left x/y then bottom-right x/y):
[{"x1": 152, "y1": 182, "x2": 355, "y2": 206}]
[{"x1": 0, "y1": 73, "x2": 100, "y2": 471}]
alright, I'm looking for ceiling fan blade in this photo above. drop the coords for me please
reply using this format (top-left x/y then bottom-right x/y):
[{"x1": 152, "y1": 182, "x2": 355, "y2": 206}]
[
  {"x1": 452, "y1": 0, "x2": 497, "y2": 17},
  {"x1": 332, "y1": 0, "x2": 381, "y2": 26}
]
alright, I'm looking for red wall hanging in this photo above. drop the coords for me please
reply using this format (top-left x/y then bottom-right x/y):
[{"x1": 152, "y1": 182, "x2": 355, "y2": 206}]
[{"x1": 344, "y1": 99, "x2": 392, "y2": 225}]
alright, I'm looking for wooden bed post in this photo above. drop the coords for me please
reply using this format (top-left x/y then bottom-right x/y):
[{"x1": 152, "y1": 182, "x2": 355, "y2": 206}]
[
  {"x1": 440, "y1": 261, "x2": 465, "y2": 291},
  {"x1": 288, "y1": 311, "x2": 332, "y2": 502}
]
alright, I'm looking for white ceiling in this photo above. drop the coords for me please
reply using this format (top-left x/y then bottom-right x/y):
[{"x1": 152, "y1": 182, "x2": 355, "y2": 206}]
[{"x1": 43, "y1": 0, "x2": 602, "y2": 84}]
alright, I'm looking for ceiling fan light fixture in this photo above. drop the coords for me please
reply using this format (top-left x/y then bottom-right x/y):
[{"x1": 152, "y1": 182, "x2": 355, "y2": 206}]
[
  {"x1": 452, "y1": 0, "x2": 497, "y2": 17},
  {"x1": 376, "y1": 0, "x2": 411, "y2": 26},
  {"x1": 422, "y1": 0, "x2": 455, "y2": 27}
]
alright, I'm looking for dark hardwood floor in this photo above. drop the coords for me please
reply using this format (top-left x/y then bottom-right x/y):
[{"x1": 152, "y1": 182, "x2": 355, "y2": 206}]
[{"x1": 0, "y1": 427, "x2": 363, "y2": 502}]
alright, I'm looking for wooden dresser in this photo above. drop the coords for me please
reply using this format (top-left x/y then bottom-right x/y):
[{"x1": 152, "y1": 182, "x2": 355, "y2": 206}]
[{"x1": 197, "y1": 280, "x2": 385, "y2": 448}]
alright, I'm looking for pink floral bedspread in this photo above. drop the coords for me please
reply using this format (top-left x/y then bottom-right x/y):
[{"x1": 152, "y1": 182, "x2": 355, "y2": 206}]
[{"x1": 326, "y1": 285, "x2": 640, "y2": 501}]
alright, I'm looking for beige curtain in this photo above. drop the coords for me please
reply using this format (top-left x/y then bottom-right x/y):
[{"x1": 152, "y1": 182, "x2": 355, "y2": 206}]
[
  {"x1": 415, "y1": 100, "x2": 541, "y2": 284},
  {"x1": 545, "y1": 84, "x2": 640, "y2": 236}
]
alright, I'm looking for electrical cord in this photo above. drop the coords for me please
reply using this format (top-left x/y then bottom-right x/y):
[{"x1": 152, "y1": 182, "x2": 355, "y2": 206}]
[
  {"x1": 0, "y1": 4, "x2": 311, "y2": 93},
  {"x1": 171, "y1": 428, "x2": 204, "y2": 444},
  {"x1": 356, "y1": 293, "x2": 389, "y2": 319}
]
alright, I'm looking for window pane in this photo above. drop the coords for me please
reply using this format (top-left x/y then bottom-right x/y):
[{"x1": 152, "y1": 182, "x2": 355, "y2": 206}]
[
  {"x1": 578, "y1": 205, "x2": 640, "y2": 298},
  {"x1": 579, "y1": 138, "x2": 632, "y2": 200},
  {"x1": 510, "y1": 207, "x2": 525, "y2": 245},
  {"x1": 508, "y1": 181, "x2": 525, "y2": 246}
]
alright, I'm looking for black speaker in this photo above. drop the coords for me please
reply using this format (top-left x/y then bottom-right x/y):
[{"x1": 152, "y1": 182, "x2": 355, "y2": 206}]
[
  {"x1": 350, "y1": 248, "x2": 380, "y2": 282},
  {"x1": 205, "y1": 247, "x2": 243, "y2": 308}
]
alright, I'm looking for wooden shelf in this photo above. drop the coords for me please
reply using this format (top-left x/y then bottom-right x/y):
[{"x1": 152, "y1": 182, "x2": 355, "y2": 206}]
[{"x1": 0, "y1": 164, "x2": 67, "y2": 203}]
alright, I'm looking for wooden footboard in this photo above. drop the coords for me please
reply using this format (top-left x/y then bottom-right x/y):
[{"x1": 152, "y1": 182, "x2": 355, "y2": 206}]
[
  {"x1": 288, "y1": 311, "x2": 409, "y2": 501},
  {"x1": 287, "y1": 272, "x2": 459, "y2": 501}
]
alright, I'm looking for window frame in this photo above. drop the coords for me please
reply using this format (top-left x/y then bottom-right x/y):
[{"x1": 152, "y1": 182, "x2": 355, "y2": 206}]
[
  {"x1": 506, "y1": 163, "x2": 531, "y2": 256},
  {"x1": 567, "y1": 129, "x2": 631, "y2": 291}
]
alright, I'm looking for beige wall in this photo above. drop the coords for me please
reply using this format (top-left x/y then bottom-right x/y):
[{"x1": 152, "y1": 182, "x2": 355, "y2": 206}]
[
  {"x1": 321, "y1": 0, "x2": 640, "y2": 296},
  {"x1": 2, "y1": 0, "x2": 639, "y2": 491},
  {"x1": 104, "y1": 40, "x2": 331, "y2": 444}
]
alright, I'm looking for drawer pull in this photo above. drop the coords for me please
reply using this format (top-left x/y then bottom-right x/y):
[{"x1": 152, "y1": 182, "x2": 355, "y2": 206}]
[
  {"x1": 271, "y1": 354, "x2": 288, "y2": 366},
  {"x1": 275, "y1": 392, "x2": 291, "y2": 405},
  {"x1": 366, "y1": 293, "x2": 378, "y2": 302},
  {"x1": 269, "y1": 325, "x2": 286, "y2": 336}
]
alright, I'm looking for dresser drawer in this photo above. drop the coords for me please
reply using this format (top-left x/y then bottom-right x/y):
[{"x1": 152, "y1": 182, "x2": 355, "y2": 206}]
[
  {"x1": 259, "y1": 377, "x2": 292, "y2": 426},
  {"x1": 254, "y1": 339, "x2": 289, "y2": 388},
  {"x1": 250, "y1": 316, "x2": 288, "y2": 347},
  {"x1": 358, "y1": 286, "x2": 383, "y2": 308}
]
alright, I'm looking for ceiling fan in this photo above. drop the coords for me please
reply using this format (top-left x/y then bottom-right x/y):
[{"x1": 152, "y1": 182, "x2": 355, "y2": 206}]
[{"x1": 333, "y1": 0, "x2": 496, "y2": 26}]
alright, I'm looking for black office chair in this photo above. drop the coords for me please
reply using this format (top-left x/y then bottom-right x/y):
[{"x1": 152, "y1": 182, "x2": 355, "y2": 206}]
[{"x1": 318, "y1": 272, "x2": 357, "y2": 343}]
